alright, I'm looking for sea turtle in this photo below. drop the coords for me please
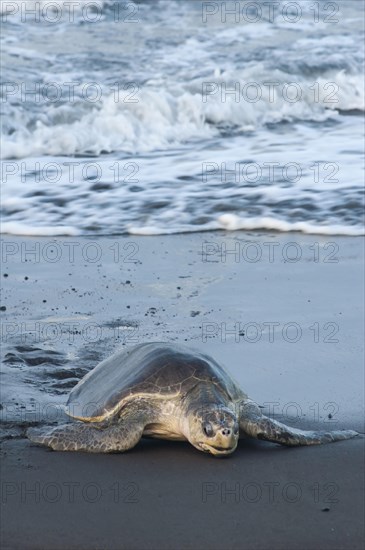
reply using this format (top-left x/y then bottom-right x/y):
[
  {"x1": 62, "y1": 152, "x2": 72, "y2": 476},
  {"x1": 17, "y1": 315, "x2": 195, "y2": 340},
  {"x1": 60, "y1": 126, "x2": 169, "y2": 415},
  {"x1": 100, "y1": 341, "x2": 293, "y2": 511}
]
[{"x1": 27, "y1": 342, "x2": 358, "y2": 456}]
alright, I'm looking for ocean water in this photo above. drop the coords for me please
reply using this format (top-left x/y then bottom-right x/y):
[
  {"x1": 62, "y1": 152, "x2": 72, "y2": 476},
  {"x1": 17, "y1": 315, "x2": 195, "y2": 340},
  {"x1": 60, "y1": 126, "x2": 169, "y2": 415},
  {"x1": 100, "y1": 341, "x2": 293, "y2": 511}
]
[{"x1": 1, "y1": 0, "x2": 364, "y2": 236}]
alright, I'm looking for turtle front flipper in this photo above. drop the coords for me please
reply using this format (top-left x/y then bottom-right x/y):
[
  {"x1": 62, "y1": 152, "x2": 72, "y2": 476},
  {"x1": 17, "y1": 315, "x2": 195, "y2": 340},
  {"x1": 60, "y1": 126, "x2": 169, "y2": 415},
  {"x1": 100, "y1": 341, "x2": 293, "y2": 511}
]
[
  {"x1": 239, "y1": 400, "x2": 358, "y2": 447},
  {"x1": 27, "y1": 412, "x2": 147, "y2": 453}
]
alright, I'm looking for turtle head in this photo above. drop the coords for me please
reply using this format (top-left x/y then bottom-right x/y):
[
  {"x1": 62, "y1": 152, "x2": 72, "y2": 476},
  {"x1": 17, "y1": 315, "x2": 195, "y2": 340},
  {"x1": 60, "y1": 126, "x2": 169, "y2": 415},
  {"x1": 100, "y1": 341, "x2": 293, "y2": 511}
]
[{"x1": 188, "y1": 406, "x2": 239, "y2": 457}]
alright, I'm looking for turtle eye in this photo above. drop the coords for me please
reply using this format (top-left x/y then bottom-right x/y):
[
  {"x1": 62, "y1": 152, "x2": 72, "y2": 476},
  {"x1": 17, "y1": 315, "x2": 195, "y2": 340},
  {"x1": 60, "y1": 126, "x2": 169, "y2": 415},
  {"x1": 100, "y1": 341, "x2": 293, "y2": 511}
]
[{"x1": 203, "y1": 423, "x2": 214, "y2": 437}]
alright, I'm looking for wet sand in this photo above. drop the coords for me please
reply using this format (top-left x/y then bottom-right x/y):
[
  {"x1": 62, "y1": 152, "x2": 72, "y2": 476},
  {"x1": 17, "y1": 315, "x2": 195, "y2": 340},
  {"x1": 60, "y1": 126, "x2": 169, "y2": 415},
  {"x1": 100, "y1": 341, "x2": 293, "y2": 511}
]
[
  {"x1": 1, "y1": 436, "x2": 364, "y2": 550},
  {"x1": 1, "y1": 232, "x2": 364, "y2": 549}
]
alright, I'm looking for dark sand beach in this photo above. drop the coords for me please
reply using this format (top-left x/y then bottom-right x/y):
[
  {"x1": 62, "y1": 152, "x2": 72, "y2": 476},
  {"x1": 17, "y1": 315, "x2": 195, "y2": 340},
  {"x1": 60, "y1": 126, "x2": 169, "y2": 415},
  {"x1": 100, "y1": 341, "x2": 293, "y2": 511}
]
[
  {"x1": 2, "y1": 1, "x2": 364, "y2": 548},
  {"x1": 1, "y1": 232, "x2": 364, "y2": 549}
]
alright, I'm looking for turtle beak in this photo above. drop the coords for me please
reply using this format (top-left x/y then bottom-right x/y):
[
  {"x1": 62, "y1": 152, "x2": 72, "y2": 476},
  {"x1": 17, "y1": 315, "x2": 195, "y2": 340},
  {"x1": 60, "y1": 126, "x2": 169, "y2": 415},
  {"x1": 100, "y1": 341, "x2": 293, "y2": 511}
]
[
  {"x1": 212, "y1": 426, "x2": 238, "y2": 454},
  {"x1": 199, "y1": 441, "x2": 237, "y2": 457},
  {"x1": 199, "y1": 428, "x2": 238, "y2": 456}
]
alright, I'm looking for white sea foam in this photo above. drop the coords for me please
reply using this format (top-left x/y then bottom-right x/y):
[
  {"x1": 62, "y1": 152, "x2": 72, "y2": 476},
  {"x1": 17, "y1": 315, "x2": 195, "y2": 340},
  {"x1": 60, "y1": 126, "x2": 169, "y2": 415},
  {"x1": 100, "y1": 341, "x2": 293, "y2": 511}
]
[
  {"x1": 1, "y1": 0, "x2": 364, "y2": 237},
  {"x1": 127, "y1": 215, "x2": 364, "y2": 237},
  {"x1": 0, "y1": 222, "x2": 80, "y2": 236},
  {"x1": 217, "y1": 214, "x2": 365, "y2": 237},
  {"x1": 2, "y1": 69, "x2": 364, "y2": 160}
]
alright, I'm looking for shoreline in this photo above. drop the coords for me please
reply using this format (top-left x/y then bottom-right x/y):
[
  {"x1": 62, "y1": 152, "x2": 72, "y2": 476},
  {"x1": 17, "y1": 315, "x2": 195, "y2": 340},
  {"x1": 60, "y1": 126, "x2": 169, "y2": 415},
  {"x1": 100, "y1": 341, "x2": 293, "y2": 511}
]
[{"x1": 1, "y1": 226, "x2": 365, "y2": 238}]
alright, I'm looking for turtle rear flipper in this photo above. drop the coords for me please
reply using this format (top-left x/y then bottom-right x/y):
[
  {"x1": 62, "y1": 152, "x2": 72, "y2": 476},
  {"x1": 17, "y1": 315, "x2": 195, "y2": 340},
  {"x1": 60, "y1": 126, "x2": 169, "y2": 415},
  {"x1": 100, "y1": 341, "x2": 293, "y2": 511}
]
[
  {"x1": 240, "y1": 400, "x2": 358, "y2": 446},
  {"x1": 27, "y1": 412, "x2": 147, "y2": 453}
]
